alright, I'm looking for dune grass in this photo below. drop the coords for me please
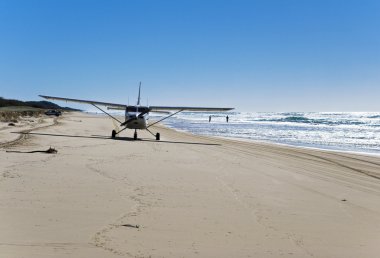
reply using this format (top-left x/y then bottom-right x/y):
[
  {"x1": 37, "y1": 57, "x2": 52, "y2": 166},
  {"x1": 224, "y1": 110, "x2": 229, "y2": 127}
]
[{"x1": 0, "y1": 106, "x2": 45, "y2": 123}]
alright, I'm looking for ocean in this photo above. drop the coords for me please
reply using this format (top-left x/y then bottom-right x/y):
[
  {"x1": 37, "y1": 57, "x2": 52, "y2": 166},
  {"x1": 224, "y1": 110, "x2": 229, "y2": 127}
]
[{"x1": 160, "y1": 112, "x2": 380, "y2": 155}]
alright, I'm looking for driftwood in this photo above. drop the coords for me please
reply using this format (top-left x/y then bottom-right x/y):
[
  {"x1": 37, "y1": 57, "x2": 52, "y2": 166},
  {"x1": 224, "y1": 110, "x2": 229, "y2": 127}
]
[
  {"x1": 121, "y1": 224, "x2": 140, "y2": 229},
  {"x1": 6, "y1": 147, "x2": 58, "y2": 154}
]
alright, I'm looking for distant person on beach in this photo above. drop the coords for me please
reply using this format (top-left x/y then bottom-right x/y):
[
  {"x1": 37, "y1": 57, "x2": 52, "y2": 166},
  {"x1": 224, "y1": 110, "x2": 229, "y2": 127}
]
[
  {"x1": 226, "y1": 115, "x2": 229, "y2": 123},
  {"x1": 209, "y1": 115, "x2": 211, "y2": 122}
]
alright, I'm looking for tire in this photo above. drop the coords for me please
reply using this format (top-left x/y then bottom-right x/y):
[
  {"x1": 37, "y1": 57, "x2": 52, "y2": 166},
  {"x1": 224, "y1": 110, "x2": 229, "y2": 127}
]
[
  {"x1": 112, "y1": 130, "x2": 116, "y2": 138},
  {"x1": 156, "y1": 133, "x2": 160, "y2": 141},
  {"x1": 134, "y1": 132, "x2": 137, "y2": 140}
]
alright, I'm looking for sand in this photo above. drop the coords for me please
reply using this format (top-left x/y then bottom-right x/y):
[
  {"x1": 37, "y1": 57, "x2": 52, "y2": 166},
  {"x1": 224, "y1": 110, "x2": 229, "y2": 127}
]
[{"x1": 1, "y1": 112, "x2": 380, "y2": 258}]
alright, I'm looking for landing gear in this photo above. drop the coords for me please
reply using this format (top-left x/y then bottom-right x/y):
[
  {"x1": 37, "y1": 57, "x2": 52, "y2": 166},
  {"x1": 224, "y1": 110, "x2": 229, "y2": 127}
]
[
  {"x1": 146, "y1": 128, "x2": 160, "y2": 141},
  {"x1": 134, "y1": 130, "x2": 138, "y2": 140},
  {"x1": 111, "y1": 130, "x2": 116, "y2": 138}
]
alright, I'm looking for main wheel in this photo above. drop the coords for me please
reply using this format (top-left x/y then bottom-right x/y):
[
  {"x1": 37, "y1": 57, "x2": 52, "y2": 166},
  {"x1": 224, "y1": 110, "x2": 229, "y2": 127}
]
[
  {"x1": 156, "y1": 133, "x2": 160, "y2": 141},
  {"x1": 112, "y1": 130, "x2": 116, "y2": 138},
  {"x1": 134, "y1": 131, "x2": 137, "y2": 140}
]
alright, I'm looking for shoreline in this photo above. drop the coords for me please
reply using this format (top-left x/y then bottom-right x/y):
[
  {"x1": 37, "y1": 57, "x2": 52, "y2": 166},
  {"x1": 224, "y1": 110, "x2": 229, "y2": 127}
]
[
  {"x1": 162, "y1": 123, "x2": 380, "y2": 158},
  {"x1": 218, "y1": 134, "x2": 380, "y2": 158}
]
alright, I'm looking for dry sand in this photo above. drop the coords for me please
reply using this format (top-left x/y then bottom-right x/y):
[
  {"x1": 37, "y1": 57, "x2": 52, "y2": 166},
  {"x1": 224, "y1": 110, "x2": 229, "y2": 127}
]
[{"x1": 1, "y1": 112, "x2": 380, "y2": 258}]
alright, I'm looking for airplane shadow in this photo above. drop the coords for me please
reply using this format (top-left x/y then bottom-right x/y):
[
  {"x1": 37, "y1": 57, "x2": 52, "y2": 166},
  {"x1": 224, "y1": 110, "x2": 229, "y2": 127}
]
[{"x1": 13, "y1": 132, "x2": 221, "y2": 146}]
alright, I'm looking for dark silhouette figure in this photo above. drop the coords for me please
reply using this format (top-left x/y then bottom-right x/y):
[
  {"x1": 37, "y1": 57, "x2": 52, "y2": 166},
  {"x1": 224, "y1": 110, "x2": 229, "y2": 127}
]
[
  {"x1": 209, "y1": 115, "x2": 211, "y2": 122},
  {"x1": 226, "y1": 115, "x2": 229, "y2": 123}
]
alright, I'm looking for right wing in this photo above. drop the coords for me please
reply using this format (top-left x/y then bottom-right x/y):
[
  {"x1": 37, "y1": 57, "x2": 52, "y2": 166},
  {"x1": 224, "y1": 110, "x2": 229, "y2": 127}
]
[
  {"x1": 149, "y1": 106, "x2": 234, "y2": 112},
  {"x1": 39, "y1": 95, "x2": 127, "y2": 109}
]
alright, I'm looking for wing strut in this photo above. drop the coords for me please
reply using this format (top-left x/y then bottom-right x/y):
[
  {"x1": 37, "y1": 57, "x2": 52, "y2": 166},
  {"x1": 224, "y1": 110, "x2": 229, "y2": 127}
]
[
  {"x1": 115, "y1": 125, "x2": 129, "y2": 135},
  {"x1": 147, "y1": 110, "x2": 183, "y2": 129},
  {"x1": 91, "y1": 104, "x2": 123, "y2": 124},
  {"x1": 145, "y1": 128, "x2": 156, "y2": 137}
]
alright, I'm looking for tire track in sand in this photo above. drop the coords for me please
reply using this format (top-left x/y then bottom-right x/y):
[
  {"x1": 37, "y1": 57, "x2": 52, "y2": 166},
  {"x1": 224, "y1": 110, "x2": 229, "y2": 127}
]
[{"x1": 0, "y1": 116, "x2": 59, "y2": 149}]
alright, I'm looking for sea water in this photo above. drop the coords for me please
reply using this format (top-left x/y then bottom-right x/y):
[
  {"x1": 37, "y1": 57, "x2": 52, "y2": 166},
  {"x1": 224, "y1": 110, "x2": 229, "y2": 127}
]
[{"x1": 161, "y1": 112, "x2": 380, "y2": 154}]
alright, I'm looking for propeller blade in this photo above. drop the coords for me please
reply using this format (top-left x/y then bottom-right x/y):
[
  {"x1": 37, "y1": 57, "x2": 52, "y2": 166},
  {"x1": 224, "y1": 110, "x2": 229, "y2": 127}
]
[{"x1": 120, "y1": 117, "x2": 136, "y2": 127}]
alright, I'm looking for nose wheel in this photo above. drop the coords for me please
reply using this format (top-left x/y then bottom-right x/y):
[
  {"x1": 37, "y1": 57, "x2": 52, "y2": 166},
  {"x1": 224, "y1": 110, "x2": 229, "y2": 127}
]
[{"x1": 112, "y1": 129, "x2": 159, "y2": 141}]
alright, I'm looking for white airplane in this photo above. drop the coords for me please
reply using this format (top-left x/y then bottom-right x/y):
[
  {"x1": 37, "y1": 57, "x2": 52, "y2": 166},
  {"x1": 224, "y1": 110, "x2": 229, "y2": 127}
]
[{"x1": 40, "y1": 83, "x2": 233, "y2": 141}]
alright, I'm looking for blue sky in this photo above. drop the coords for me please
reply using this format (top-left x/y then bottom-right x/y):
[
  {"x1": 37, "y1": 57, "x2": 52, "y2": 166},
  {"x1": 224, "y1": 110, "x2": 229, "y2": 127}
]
[{"x1": 0, "y1": 0, "x2": 379, "y2": 111}]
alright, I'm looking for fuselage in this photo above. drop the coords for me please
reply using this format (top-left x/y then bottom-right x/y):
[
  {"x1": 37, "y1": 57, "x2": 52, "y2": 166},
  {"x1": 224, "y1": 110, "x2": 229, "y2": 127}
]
[{"x1": 125, "y1": 111, "x2": 148, "y2": 129}]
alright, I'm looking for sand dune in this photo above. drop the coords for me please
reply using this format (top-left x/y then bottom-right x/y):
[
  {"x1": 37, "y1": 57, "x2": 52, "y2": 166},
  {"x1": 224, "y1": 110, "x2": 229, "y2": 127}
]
[{"x1": 1, "y1": 112, "x2": 380, "y2": 257}]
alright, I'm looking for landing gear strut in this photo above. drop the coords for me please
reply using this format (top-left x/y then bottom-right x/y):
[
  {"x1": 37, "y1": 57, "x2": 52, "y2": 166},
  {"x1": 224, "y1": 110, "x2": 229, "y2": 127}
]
[
  {"x1": 134, "y1": 130, "x2": 138, "y2": 140},
  {"x1": 146, "y1": 128, "x2": 160, "y2": 141}
]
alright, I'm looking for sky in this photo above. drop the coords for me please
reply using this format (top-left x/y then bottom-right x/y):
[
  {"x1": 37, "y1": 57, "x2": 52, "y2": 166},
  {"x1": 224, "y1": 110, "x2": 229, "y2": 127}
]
[{"x1": 0, "y1": 0, "x2": 379, "y2": 112}]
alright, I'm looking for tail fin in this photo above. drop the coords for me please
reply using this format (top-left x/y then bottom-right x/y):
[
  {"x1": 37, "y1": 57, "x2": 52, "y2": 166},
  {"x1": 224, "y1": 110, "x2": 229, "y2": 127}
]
[{"x1": 137, "y1": 82, "x2": 141, "y2": 106}]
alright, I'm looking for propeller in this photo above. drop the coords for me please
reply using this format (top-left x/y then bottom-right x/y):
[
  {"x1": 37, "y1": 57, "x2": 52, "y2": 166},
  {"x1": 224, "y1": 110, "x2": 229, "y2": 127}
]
[{"x1": 120, "y1": 116, "x2": 137, "y2": 127}]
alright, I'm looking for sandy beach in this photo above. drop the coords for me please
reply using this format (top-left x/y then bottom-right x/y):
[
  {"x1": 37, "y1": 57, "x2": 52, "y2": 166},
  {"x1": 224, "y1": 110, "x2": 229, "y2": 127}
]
[{"x1": 1, "y1": 112, "x2": 380, "y2": 258}]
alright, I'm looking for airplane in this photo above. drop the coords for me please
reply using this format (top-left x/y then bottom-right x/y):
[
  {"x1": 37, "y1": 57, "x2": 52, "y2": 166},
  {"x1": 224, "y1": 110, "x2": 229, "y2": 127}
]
[{"x1": 39, "y1": 83, "x2": 234, "y2": 141}]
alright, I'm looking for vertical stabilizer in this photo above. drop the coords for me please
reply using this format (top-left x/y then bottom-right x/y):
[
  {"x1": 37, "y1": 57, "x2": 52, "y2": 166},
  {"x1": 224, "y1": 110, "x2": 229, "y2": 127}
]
[{"x1": 137, "y1": 82, "x2": 141, "y2": 106}]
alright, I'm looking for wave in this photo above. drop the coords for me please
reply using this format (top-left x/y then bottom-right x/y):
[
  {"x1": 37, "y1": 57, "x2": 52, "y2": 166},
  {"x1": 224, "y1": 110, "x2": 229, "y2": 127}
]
[
  {"x1": 255, "y1": 116, "x2": 367, "y2": 126},
  {"x1": 283, "y1": 116, "x2": 310, "y2": 122},
  {"x1": 162, "y1": 112, "x2": 380, "y2": 154}
]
